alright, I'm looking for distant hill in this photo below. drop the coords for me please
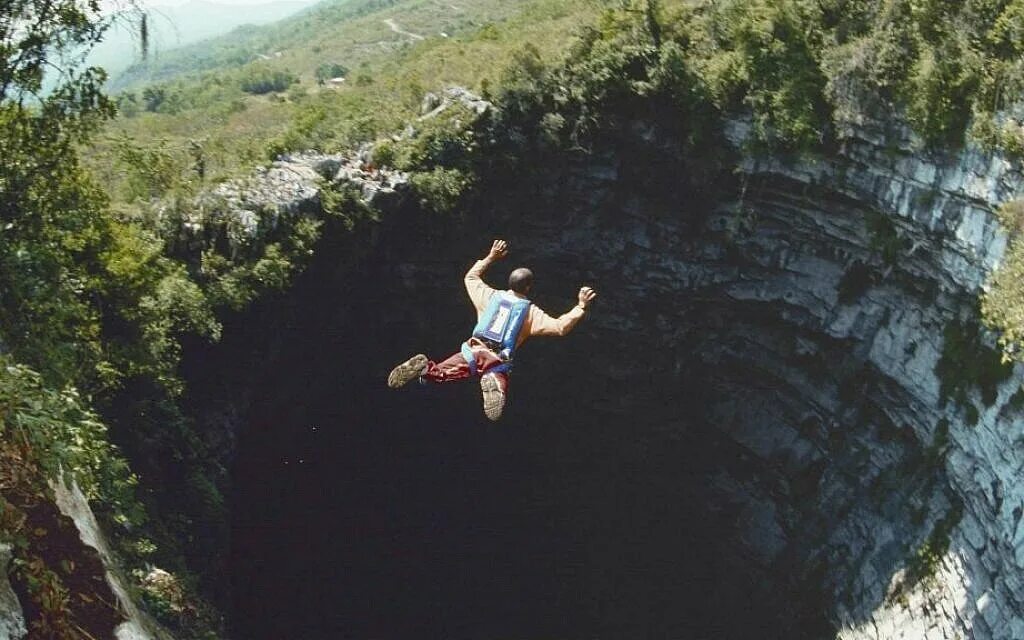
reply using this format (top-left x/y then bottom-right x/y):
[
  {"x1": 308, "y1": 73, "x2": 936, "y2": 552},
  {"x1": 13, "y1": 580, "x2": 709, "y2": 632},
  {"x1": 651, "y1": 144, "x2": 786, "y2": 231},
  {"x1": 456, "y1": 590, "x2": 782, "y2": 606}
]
[
  {"x1": 90, "y1": 0, "x2": 600, "y2": 206},
  {"x1": 96, "y1": 0, "x2": 317, "y2": 86},
  {"x1": 109, "y1": 0, "x2": 401, "y2": 90}
]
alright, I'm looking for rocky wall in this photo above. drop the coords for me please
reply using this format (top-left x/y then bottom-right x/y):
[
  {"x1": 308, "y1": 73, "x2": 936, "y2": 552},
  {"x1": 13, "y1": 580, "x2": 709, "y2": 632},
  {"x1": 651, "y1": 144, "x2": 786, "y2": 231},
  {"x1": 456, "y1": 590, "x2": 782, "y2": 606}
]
[{"x1": 201, "y1": 96, "x2": 1024, "y2": 637}]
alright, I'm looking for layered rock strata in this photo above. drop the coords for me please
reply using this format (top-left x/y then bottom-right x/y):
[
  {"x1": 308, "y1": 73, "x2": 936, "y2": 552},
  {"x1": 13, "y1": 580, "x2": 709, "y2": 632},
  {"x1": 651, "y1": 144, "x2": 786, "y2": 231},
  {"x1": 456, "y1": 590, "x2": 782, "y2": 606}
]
[{"x1": 197, "y1": 99, "x2": 1024, "y2": 638}]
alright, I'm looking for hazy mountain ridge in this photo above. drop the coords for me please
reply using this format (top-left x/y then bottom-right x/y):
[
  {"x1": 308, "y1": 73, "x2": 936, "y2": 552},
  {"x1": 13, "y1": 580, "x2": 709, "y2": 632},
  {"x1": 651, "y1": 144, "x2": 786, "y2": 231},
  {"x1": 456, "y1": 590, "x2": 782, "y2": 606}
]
[
  {"x1": 108, "y1": 0, "x2": 393, "y2": 89},
  {"x1": 99, "y1": 0, "x2": 320, "y2": 88}
]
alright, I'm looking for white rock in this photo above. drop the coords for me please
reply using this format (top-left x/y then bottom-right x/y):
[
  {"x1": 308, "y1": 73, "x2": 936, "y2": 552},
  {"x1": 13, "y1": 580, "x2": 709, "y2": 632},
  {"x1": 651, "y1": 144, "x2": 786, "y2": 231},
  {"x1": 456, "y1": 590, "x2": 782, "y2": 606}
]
[{"x1": 0, "y1": 544, "x2": 26, "y2": 640}]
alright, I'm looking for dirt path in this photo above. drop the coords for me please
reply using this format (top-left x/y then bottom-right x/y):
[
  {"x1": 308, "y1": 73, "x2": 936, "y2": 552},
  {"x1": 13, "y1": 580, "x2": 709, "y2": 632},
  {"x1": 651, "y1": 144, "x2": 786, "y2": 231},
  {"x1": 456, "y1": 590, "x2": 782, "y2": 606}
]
[{"x1": 383, "y1": 18, "x2": 425, "y2": 41}]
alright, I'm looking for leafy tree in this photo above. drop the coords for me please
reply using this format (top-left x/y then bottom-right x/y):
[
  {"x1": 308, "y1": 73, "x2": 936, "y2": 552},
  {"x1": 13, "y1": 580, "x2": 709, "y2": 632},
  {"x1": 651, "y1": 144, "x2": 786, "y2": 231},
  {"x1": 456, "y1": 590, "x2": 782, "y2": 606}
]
[
  {"x1": 315, "y1": 62, "x2": 350, "y2": 85},
  {"x1": 142, "y1": 85, "x2": 167, "y2": 111},
  {"x1": 239, "y1": 65, "x2": 297, "y2": 94},
  {"x1": 0, "y1": 0, "x2": 129, "y2": 386},
  {"x1": 114, "y1": 136, "x2": 186, "y2": 202},
  {"x1": 116, "y1": 91, "x2": 140, "y2": 117}
]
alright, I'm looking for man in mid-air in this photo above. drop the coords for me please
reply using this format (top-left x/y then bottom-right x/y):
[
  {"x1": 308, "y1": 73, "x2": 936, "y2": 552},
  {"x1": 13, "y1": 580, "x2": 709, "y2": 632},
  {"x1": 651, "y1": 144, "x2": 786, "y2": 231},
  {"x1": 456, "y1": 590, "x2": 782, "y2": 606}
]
[{"x1": 387, "y1": 239, "x2": 597, "y2": 421}]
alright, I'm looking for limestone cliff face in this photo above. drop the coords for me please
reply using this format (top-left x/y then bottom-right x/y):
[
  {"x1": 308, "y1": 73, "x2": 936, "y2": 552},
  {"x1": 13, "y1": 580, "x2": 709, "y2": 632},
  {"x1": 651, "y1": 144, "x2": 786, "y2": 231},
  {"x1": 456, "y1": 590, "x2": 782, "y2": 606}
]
[
  {"x1": 0, "y1": 545, "x2": 26, "y2": 640},
  {"x1": 706, "y1": 120, "x2": 1023, "y2": 639},
  {"x1": 196, "y1": 97, "x2": 1024, "y2": 638},
  {"x1": 465, "y1": 115, "x2": 1023, "y2": 638}
]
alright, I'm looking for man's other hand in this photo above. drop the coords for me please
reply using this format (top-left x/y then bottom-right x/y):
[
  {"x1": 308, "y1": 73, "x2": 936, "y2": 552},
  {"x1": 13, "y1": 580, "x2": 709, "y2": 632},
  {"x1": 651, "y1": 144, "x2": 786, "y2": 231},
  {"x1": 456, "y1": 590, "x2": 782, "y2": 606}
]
[
  {"x1": 488, "y1": 239, "x2": 509, "y2": 260},
  {"x1": 578, "y1": 286, "x2": 597, "y2": 309}
]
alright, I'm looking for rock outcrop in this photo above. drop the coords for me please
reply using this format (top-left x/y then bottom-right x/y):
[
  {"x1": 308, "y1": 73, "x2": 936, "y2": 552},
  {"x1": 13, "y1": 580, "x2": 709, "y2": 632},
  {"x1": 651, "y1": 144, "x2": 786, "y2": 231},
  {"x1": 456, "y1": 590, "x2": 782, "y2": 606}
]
[
  {"x1": 0, "y1": 544, "x2": 25, "y2": 640},
  {"x1": 51, "y1": 479, "x2": 173, "y2": 640}
]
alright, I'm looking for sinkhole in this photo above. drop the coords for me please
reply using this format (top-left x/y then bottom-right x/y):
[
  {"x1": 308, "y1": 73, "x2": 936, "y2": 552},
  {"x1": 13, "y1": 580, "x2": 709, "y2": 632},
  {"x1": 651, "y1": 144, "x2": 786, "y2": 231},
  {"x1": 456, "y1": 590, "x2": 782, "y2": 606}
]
[
  {"x1": 204, "y1": 157, "x2": 960, "y2": 639},
  {"x1": 225, "y1": 260, "x2": 831, "y2": 639}
]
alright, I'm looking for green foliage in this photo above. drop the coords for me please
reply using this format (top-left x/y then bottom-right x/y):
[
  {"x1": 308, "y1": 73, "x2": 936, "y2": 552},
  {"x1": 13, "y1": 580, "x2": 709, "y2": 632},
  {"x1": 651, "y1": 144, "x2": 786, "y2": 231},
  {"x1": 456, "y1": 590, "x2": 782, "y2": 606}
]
[
  {"x1": 477, "y1": 23, "x2": 501, "y2": 41},
  {"x1": 396, "y1": 105, "x2": 480, "y2": 170},
  {"x1": 116, "y1": 92, "x2": 141, "y2": 118},
  {"x1": 97, "y1": 0, "x2": 1024, "y2": 235},
  {"x1": 239, "y1": 65, "x2": 297, "y2": 95},
  {"x1": 315, "y1": 62, "x2": 350, "y2": 85},
  {"x1": 265, "y1": 102, "x2": 329, "y2": 158},
  {"x1": 371, "y1": 139, "x2": 398, "y2": 167},
  {"x1": 700, "y1": 0, "x2": 830, "y2": 149},
  {"x1": 143, "y1": 86, "x2": 172, "y2": 113},
  {"x1": 865, "y1": 209, "x2": 910, "y2": 264},
  {"x1": 907, "y1": 500, "x2": 963, "y2": 587},
  {"x1": 922, "y1": 418, "x2": 950, "y2": 467},
  {"x1": 114, "y1": 136, "x2": 190, "y2": 202},
  {"x1": 623, "y1": 0, "x2": 1024, "y2": 150},
  {"x1": 409, "y1": 167, "x2": 476, "y2": 215},
  {"x1": 983, "y1": 197, "x2": 1024, "y2": 362},
  {"x1": 95, "y1": 0, "x2": 603, "y2": 205},
  {"x1": 904, "y1": 36, "x2": 978, "y2": 147},
  {"x1": 935, "y1": 319, "x2": 1013, "y2": 414},
  {"x1": 113, "y1": 0, "x2": 411, "y2": 89},
  {"x1": 0, "y1": 0, "x2": 118, "y2": 387},
  {"x1": 485, "y1": 12, "x2": 724, "y2": 160},
  {"x1": 0, "y1": 3, "x2": 227, "y2": 632},
  {"x1": 96, "y1": 218, "x2": 222, "y2": 392},
  {"x1": 198, "y1": 215, "x2": 324, "y2": 311},
  {"x1": 319, "y1": 182, "x2": 380, "y2": 229},
  {"x1": 985, "y1": 245, "x2": 1024, "y2": 354},
  {"x1": 0, "y1": 358, "x2": 141, "y2": 520}
]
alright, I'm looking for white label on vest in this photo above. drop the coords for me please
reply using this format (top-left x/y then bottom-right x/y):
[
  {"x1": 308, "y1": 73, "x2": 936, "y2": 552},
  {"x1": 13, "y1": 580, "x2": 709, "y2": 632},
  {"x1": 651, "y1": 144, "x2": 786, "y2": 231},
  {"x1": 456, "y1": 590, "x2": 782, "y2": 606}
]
[{"x1": 488, "y1": 305, "x2": 511, "y2": 336}]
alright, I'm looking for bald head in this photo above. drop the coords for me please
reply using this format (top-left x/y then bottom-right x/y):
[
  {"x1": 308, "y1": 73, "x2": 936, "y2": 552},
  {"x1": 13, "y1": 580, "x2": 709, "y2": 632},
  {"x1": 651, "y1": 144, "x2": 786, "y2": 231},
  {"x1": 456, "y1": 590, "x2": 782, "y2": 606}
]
[{"x1": 508, "y1": 267, "x2": 534, "y2": 295}]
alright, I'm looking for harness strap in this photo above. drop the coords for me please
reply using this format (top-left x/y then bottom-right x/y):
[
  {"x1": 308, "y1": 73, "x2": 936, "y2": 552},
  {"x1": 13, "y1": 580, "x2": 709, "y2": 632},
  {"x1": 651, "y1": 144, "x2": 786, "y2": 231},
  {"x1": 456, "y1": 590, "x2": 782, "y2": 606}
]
[
  {"x1": 488, "y1": 362, "x2": 512, "y2": 376},
  {"x1": 461, "y1": 341, "x2": 477, "y2": 376},
  {"x1": 461, "y1": 339, "x2": 514, "y2": 377}
]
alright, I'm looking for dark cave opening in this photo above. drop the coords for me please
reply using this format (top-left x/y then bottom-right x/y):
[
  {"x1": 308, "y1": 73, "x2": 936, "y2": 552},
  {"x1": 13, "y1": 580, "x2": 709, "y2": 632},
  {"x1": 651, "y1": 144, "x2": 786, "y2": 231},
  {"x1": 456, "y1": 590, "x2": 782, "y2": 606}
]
[{"x1": 220, "y1": 214, "x2": 836, "y2": 640}]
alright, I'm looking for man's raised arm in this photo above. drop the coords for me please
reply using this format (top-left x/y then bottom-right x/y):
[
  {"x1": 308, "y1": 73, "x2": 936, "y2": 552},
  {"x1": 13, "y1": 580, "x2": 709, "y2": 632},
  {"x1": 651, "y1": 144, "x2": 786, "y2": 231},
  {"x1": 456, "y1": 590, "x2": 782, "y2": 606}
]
[
  {"x1": 465, "y1": 239, "x2": 508, "y2": 313},
  {"x1": 528, "y1": 286, "x2": 597, "y2": 338}
]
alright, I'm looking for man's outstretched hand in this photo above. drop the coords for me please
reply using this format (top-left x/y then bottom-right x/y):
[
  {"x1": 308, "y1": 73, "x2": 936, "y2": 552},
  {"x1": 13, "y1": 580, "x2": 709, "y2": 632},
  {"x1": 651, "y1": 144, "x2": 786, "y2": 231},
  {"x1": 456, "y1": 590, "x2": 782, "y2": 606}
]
[
  {"x1": 578, "y1": 286, "x2": 597, "y2": 309},
  {"x1": 487, "y1": 239, "x2": 509, "y2": 260}
]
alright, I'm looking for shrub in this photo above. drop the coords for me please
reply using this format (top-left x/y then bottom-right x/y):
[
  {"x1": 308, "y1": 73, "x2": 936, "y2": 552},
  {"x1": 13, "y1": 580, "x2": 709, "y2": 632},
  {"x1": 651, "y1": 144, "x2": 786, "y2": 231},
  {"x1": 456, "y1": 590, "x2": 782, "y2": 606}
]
[
  {"x1": 410, "y1": 167, "x2": 475, "y2": 215},
  {"x1": 935, "y1": 319, "x2": 1012, "y2": 411},
  {"x1": 866, "y1": 209, "x2": 909, "y2": 264},
  {"x1": 315, "y1": 62, "x2": 350, "y2": 85},
  {"x1": 142, "y1": 86, "x2": 168, "y2": 112},
  {"x1": 2, "y1": 362, "x2": 120, "y2": 496},
  {"x1": 908, "y1": 501, "x2": 963, "y2": 585},
  {"x1": 372, "y1": 140, "x2": 398, "y2": 167},
  {"x1": 239, "y1": 65, "x2": 297, "y2": 94}
]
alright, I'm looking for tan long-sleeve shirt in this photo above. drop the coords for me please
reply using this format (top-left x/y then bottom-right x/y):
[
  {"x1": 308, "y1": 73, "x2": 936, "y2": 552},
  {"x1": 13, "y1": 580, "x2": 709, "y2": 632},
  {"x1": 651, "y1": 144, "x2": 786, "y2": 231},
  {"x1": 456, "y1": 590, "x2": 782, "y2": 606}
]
[{"x1": 464, "y1": 258, "x2": 585, "y2": 348}]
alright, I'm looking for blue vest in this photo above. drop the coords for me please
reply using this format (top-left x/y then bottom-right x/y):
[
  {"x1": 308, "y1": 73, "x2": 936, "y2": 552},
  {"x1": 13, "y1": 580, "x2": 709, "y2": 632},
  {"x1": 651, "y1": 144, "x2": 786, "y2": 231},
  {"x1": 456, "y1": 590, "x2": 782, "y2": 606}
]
[{"x1": 461, "y1": 291, "x2": 531, "y2": 375}]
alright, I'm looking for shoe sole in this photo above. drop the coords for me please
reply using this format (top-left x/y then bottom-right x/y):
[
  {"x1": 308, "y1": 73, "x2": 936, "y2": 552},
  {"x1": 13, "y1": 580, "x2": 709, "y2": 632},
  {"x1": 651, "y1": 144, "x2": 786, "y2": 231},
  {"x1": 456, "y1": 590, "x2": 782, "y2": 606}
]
[
  {"x1": 480, "y1": 374, "x2": 505, "y2": 421},
  {"x1": 388, "y1": 354, "x2": 428, "y2": 388}
]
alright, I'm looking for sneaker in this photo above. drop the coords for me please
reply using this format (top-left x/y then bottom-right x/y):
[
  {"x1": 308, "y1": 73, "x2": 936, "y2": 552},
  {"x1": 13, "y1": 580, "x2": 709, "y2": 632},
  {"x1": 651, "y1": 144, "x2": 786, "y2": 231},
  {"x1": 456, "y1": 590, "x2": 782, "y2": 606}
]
[
  {"x1": 388, "y1": 354, "x2": 428, "y2": 388},
  {"x1": 480, "y1": 373, "x2": 506, "y2": 421}
]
